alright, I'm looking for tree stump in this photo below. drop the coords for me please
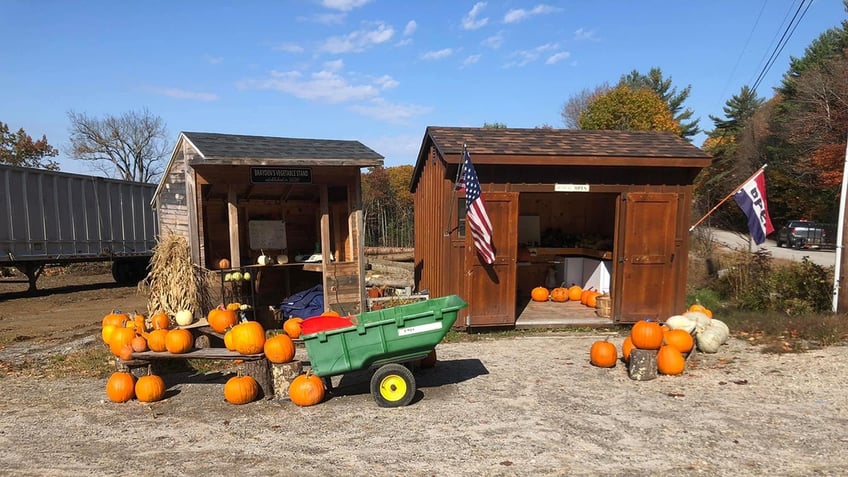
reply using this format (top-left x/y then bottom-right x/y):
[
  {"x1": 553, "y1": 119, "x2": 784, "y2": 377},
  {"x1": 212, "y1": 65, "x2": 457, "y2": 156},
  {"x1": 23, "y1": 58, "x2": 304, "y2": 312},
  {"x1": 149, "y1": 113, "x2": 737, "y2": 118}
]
[
  {"x1": 271, "y1": 360, "x2": 304, "y2": 400},
  {"x1": 243, "y1": 358, "x2": 273, "y2": 399},
  {"x1": 115, "y1": 358, "x2": 158, "y2": 378},
  {"x1": 628, "y1": 349, "x2": 657, "y2": 381}
]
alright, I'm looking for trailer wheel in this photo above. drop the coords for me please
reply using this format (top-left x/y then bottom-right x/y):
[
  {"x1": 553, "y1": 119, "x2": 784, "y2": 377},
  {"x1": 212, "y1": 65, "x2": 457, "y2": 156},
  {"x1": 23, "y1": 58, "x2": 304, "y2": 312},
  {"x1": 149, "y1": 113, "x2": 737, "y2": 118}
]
[{"x1": 370, "y1": 363, "x2": 416, "y2": 407}]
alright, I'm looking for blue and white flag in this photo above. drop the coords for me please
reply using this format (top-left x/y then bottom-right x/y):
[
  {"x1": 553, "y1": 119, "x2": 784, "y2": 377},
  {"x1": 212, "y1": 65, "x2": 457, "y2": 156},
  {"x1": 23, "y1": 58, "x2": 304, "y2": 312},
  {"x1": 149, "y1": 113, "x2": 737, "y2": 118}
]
[{"x1": 733, "y1": 169, "x2": 774, "y2": 245}]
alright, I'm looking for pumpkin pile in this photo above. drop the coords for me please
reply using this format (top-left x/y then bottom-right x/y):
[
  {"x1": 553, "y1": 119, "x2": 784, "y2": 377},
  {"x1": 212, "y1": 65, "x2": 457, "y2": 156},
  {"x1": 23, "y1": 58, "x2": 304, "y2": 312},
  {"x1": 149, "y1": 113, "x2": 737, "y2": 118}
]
[
  {"x1": 532, "y1": 284, "x2": 603, "y2": 310},
  {"x1": 589, "y1": 302, "x2": 729, "y2": 377}
]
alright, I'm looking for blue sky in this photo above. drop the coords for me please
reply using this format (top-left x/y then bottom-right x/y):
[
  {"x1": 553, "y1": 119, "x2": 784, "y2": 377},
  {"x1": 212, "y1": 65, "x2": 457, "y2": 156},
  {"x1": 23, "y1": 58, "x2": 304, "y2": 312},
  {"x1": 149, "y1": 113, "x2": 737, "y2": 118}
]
[{"x1": 1, "y1": 0, "x2": 845, "y2": 175}]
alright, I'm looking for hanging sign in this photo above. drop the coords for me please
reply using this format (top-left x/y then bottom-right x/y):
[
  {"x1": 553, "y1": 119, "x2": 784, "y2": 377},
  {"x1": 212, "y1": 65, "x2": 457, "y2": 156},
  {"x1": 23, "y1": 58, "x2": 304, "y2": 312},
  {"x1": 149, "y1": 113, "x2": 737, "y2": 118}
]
[
  {"x1": 554, "y1": 183, "x2": 590, "y2": 192},
  {"x1": 250, "y1": 167, "x2": 312, "y2": 184}
]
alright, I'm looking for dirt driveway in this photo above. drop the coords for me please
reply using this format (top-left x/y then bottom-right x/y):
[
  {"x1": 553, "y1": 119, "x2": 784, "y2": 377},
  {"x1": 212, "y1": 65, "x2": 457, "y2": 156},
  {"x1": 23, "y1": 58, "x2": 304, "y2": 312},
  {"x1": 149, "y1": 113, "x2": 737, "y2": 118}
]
[{"x1": 1, "y1": 271, "x2": 848, "y2": 476}]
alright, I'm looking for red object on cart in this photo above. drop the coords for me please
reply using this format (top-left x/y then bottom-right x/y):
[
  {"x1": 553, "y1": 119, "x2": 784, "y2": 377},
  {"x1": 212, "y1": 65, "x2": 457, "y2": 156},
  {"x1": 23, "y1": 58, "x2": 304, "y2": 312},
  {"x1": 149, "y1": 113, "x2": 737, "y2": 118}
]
[{"x1": 299, "y1": 315, "x2": 355, "y2": 335}]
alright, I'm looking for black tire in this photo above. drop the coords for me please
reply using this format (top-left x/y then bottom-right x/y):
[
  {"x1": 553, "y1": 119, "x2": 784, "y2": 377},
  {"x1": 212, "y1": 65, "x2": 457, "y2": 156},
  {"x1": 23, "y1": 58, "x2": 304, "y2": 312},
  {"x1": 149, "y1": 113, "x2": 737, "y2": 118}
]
[{"x1": 370, "y1": 363, "x2": 416, "y2": 407}]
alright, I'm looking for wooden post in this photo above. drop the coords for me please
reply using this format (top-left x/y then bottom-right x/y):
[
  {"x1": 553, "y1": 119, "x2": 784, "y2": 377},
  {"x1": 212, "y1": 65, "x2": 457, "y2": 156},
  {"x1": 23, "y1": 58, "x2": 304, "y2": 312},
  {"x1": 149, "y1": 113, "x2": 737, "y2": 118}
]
[
  {"x1": 628, "y1": 349, "x2": 657, "y2": 381},
  {"x1": 243, "y1": 358, "x2": 273, "y2": 399},
  {"x1": 271, "y1": 360, "x2": 304, "y2": 400}
]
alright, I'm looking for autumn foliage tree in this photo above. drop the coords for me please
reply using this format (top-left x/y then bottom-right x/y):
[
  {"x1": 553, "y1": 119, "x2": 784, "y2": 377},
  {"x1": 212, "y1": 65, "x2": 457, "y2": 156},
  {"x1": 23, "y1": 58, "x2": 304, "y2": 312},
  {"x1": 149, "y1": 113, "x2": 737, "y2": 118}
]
[
  {"x1": 0, "y1": 121, "x2": 59, "y2": 170},
  {"x1": 579, "y1": 85, "x2": 681, "y2": 135},
  {"x1": 361, "y1": 165, "x2": 414, "y2": 247}
]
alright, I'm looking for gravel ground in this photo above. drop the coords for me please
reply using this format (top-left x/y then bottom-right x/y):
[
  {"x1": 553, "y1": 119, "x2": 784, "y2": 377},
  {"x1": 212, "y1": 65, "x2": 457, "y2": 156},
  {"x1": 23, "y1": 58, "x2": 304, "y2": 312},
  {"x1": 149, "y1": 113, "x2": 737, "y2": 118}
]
[{"x1": 1, "y1": 332, "x2": 847, "y2": 476}]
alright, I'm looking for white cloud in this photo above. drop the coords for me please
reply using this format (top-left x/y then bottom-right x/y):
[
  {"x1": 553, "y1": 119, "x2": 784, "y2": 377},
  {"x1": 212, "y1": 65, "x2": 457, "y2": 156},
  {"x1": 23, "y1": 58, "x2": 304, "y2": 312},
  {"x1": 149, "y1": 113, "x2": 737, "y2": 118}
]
[
  {"x1": 404, "y1": 20, "x2": 417, "y2": 36},
  {"x1": 374, "y1": 75, "x2": 399, "y2": 90},
  {"x1": 323, "y1": 59, "x2": 345, "y2": 72},
  {"x1": 482, "y1": 31, "x2": 504, "y2": 49},
  {"x1": 367, "y1": 134, "x2": 423, "y2": 166},
  {"x1": 504, "y1": 43, "x2": 560, "y2": 68},
  {"x1": 503, "y1": 4, "x2": 560, "y2": 24},
  {"x1": 313, "y1": 13, "x2": 347, "y2": 24},
  {"x1": 151, "y1": 87, "x2": 219, "y2": 102},
  {"x1": 205, "y1": 55, "x2": 223, "y2": 64},
  {"x1": 238, "y1": 69, "x2": 378, "y2": 104},
  {"x1": 462, "y1": 54, "x2": 482, "y2": 67},
  {"x1": 545, "y1": 51, "x2": 571, "y2": 65},
  {"x1": 574, "y1": 28, "x2": 598, "y2": 41},
  {"x1": 321, "y1": 0, "x2": 371, "y2": 11},
  {"x1": 320, "y1": 22, "x2": 395, "y2": 53},
  {"x1": 274, "y1": 42, "x2": 305, "y2": 53},
  {"x1": 396, "y1": 38, "x2": 413, "y2": 47},
  {"x1": 462, "y1": 2, "x2": 489, "y2": 30},
  {"x1": 421, "y1": 48, "x2": 454, "y2": 60},
  {"x1": 348, "y1": 98, "x2": 432, "y2": 124}
]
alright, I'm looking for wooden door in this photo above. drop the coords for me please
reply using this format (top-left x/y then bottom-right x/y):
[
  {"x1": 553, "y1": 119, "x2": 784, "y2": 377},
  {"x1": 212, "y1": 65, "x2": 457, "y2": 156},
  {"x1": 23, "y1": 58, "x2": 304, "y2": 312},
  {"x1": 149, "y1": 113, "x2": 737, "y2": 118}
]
[
  {"x1": 616, "y1": 192, "x2": 678, "y2": 322},
  {"x1": 465, "y1": 192, "x2": 518, "y2": 327}
]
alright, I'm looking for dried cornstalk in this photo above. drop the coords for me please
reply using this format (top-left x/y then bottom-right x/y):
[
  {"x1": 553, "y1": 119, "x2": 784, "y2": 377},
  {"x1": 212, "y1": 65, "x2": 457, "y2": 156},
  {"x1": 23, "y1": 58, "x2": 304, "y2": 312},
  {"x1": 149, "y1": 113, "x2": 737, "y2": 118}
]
[{"x1": 138, "y1": 234, "x2": 215, "y2": 316}]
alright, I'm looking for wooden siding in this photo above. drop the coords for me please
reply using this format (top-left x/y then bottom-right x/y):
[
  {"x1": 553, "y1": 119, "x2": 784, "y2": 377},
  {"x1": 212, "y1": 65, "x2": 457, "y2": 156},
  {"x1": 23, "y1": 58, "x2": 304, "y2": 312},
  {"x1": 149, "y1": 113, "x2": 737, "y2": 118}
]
[{"x1": 414, "y1": 146, "x2": 456, "y2": 299}]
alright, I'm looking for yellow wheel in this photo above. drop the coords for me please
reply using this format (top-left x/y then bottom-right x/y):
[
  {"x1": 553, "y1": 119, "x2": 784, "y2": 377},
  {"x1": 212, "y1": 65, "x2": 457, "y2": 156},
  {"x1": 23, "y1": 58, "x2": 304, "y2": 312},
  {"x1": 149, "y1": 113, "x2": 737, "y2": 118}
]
[{"x1": 370, "y1": 363, "x2": 416, "y2": 407}]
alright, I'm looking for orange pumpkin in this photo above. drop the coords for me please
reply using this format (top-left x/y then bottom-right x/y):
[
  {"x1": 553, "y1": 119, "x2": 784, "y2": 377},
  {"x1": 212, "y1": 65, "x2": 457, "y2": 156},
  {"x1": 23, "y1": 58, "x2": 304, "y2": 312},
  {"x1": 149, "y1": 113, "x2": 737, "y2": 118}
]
[
  {"x1": 321, "y1": 310, "x2": 341, "y2": 317},
  {"x1": 106, "y1": 371, "x2": 136, "y2": 403},
  {"x1": 230, "y1": 321, "x2": 266, "y2": 355},
  {"x1": 135, "y1": 373, "x2": 166, "y2": 403},
  {"x1": 589, "y1": 340, "x2": 617, "y2": 368},
  {"x1": 657, "y1": 345, "x2": 686, "y2": 375},
  {"x1": 264, "y1": 334, "x2": 296, "y2": 363},
  {"x1": 621, "y1": 336, "x2": 635, "y2": 363},
  {"x1": 131, "y1": 334, "x2": 148, "y2": 353},
  {"x1": 217, "y1": 258, "x2": 231, "y2": 270},
  {"x1": 207, "y1": 306, "x2": 238, "y2": 334},
  {"x1": 531, "y1": 286, "x2": 549, "y2": 302},
  {"x1": 630, "y1": 320, "x2": 664, "y2": 350},
  {"x1": 102, "y1": 310, "x2": 129, "y2": 328},
  {"x1": 688, "y1": 303, "x2": 707, "y2": 314},
  {"x1": 550, "y1": 286, "x2": 569, "y2": 302},
  {"x1": 289, "y1": 370, "x2": 325, "y2": 407},
  {"x1": 146, "y1": 329, "x2": 169, "y2": 352},
  {"x1": 283, "y1": 317, "x2": 304, "y2": 339},
  {"x1": 224, "y1": 375, "x2": 259, "y2": 404},
  {"x1": 567, "y1": 285, "x2": 583, "y2": 302},
  {"x1": 150, "y1": 312, "x2": 171, "y2": 330},
  {"x1": 109, "y1": 327, "x2": 136, "y2": 356},
  {"x1": 586, "y1": 290, "x2": 602, "y2": 308},
  {"x1": 165, "y1": 328, "x2": 194, "y2": 354},
  {"x1": 663, "y1": 329, "x2": 694, "y2": 353}
]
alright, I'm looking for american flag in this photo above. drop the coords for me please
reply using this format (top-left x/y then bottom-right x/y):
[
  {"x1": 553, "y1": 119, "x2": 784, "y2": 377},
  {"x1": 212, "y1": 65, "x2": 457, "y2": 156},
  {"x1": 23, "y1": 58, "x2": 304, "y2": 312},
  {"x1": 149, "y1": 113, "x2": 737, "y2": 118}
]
[{"x1": 459, "y1": 149, "x2": 495, "y2": 264}]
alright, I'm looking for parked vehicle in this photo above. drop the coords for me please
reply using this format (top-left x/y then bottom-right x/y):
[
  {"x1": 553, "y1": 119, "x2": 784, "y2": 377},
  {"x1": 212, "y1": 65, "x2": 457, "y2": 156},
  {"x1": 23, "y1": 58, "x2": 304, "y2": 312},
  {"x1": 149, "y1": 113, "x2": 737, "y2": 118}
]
[
  {"x1": 0, "y1": 164, "x2": 158, "y2": 291},
  {"x1": 775, "y1": 220, "x2": 835, "y2": 250}
]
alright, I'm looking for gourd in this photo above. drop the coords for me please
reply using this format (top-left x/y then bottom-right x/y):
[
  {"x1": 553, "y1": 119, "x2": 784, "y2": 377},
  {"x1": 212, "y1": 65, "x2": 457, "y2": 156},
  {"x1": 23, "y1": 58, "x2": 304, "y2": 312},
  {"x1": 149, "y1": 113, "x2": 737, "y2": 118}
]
[
  {"x1": 217, "y1": 258, "x2": 231, "y2": 270},
  {"x1": 696, "y1": 328, "x2": 723, "y2": 353},
  {"x1": 531, "y1": 287, "x2": 549, "y2": 302},
  {"x1": 283, "y1": 317, "x2": 304, "y2": 339},
  {"x1": 567, "y1": 285, "x2": 583, "y2": 302},
  {"x1": 165, "y1": 328, "x2": 194, "y2": 354},
  {"x1": 289, "y1": 370, "x2": 325, "y2": 407},
  {"x1": 106, "y1": 371, "x2": 136, "y2": 403},
  {"x1": 589, "y1": 340, "x2": 617, "y2": 368},
  {"x1": 135, "y1": 371, "x2": 166, "y2": 403},
  {"x1": 663, "y1": 329, "x2": 694, "y2": 353},
  {"x1": 175, "y1": 309, "x2": 194, "y2": 327},
  {"x1": 131, "y1": 334, "x2": 149, "y2": 353},
  {"x1": 264, "y1": 334, "x2": 296, "y2": 363},
  {"x1": 630, "y1": 320, "x2": 664, "y2": 350},
  {"x1": 224, "y1": 375, "x2": 259, "y2": 405},
  {"x1": 683, "y1": 311, "x2": 712, "y2": 334},
  {"x1": 657, "y1": 345, "x2": 686, "y2": 375},
  {"x1": 257, "y1": 254, "x2": 273, "y2": 266},
  {"x1": 665, "y1": 314, "x2": 696, "y2": 334},
  {"x1": 207, "y1": 306, "x2": 238, "y2": 334},
  {"x1": 708, "y1": 319, "x2": 730, "y2": 343},
  {"x1": 550, "y1": 286, "x2": 569, "y2": 303}
]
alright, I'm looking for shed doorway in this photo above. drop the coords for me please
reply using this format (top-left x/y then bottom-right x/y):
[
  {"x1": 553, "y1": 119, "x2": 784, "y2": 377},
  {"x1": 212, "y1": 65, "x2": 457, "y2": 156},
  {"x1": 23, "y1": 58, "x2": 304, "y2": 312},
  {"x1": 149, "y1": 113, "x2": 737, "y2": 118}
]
[{"x1": 514, "y1": 191, "x2": 618, "y2": 328}]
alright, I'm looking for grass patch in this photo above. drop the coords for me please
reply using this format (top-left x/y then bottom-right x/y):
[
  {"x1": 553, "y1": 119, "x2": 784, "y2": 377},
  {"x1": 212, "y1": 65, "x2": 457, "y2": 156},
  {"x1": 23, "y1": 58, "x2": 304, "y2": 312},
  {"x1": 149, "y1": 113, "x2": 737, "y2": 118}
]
[{"x1": 722, "y1": 310, "x2": 848, "y2": 353}]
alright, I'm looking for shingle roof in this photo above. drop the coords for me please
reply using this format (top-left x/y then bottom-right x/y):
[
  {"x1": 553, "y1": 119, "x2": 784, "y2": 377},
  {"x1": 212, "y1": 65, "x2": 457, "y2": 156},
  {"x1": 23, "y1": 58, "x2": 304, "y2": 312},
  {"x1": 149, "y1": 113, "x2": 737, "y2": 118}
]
[
  {"x1": 425, "y1": 126, "x2": 710, "y2": 159},
  {"x1": 182, "y1": 131, "x2": 384, "y2": 162}
]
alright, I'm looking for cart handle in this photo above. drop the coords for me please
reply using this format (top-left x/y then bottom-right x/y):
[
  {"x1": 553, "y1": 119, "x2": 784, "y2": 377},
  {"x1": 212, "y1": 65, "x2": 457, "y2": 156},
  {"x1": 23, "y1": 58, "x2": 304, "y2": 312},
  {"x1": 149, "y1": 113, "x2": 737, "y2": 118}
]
[{"x1": 396, "y1": 309, "x2": 442, "y2": 328}]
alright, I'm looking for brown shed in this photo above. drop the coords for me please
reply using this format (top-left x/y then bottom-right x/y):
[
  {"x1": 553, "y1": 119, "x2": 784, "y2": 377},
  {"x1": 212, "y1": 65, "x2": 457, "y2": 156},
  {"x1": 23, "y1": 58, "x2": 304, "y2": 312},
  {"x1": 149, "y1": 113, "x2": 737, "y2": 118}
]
[
  {"x1": 410, "y1": 126, "x2": 712, "y2": 328},
  {"x1": 152, "y1": 132, "x2": 383, "y2": 323}
]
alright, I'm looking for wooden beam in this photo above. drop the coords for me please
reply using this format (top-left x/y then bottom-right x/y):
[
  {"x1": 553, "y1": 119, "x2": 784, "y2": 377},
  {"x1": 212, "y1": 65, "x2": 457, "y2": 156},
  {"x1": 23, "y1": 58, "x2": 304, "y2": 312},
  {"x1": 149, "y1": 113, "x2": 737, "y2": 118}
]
[{"x1": 228, "y1": 186, "x2": 241, "y2": 268}]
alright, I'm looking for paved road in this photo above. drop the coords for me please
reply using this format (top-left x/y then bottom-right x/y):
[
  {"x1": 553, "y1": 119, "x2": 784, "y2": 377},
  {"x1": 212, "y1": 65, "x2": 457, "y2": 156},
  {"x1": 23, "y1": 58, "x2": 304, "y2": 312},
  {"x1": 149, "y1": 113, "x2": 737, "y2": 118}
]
[{"x1": 704, "y1": 227, "x2": 837, "y2": 268}]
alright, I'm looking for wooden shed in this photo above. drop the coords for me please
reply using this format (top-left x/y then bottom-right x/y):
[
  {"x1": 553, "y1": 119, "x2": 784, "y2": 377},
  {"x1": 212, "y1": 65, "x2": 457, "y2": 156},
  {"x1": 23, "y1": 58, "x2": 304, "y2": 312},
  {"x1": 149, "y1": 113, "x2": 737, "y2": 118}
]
[
  {"x1": 152, "y1": 132, "x2": 383, "y2": 323},
  {"x1": 410, "y1": 126, "x2": 712, "y2": 329}
]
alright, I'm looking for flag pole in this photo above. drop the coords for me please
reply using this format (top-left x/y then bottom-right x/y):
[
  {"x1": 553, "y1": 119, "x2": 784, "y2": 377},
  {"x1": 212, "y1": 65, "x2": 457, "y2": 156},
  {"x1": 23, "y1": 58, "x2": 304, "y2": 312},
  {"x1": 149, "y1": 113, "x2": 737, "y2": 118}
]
[
  {"x1": 444, "y1": 144, "x2": 467, "y2": 236},
  {"x1": 689, "y1": 164, "x2": 768, "y2": 232}
]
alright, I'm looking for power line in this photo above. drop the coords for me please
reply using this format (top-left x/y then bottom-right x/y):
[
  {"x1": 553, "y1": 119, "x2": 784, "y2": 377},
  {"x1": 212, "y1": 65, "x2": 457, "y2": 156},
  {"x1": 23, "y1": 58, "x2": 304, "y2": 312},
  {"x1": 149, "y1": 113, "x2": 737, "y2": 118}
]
[{"x1": 750, "y1": 0, "x2": 814, "y2": 94}]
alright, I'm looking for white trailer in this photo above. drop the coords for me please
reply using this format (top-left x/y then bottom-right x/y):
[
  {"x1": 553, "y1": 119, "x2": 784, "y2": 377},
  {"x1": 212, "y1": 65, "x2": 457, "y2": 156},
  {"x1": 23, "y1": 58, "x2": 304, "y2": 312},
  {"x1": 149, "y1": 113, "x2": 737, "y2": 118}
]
[{"x1": 0, "y1": 164, "x2": 157, "y2": 291}]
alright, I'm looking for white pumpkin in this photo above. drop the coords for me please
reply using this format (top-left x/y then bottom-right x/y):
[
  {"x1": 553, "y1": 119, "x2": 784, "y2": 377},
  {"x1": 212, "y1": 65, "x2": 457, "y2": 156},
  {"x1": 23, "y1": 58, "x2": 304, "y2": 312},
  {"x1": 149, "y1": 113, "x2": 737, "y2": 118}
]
[
  {"x1": 706, "y1": 319, "x2": 730, "y2": 344},
  {"x1": 696, "y1": 327, "x2": 723, "y2": 353},
  {"x1": 258, "y1": 255, "x2": 273, "y2": 266},
  {"x1": 665, "y1": 314, "x2": 696, "y2": 334},
  {"x1": 683, "y1": 311, "x2": 712, "y2": 334},
  {"x1": 276, "y1": 254, "x2": 289, "y2": 264},
  {"x1": 175, "y1": 309, "x2": 194, "y2": 326}
]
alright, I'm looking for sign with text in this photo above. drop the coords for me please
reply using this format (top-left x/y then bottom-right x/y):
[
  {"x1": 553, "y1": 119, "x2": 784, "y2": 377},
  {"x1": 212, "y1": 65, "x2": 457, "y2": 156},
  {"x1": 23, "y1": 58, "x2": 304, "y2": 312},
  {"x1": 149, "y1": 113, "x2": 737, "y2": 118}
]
[
  {"x1": 554, "y1": 183, "x2": 590, "y2": 192},
  {"x1": 250, "y1": 167, "x2": 312, "y2": 184}
]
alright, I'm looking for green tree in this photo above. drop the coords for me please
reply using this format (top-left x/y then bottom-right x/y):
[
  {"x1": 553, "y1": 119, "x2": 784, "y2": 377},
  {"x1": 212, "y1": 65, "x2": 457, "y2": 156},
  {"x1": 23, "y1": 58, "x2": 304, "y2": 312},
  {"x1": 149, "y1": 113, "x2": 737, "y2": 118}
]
[
  {"x1": 779, "y1": 3, "x2": 848, "y2": 98},
  {"x1": 0, "y1": 121, "x2": 59, "y2": 170},
  {"x1": 67, "y1": 109, "x2": 169, "y2": 183},
  {"x1": 483, "y1": 122, "x2": 507, "y2": 128},
  {"x1": 707, "y1": 85, "x2": 764, "y2": 135},
  {"x1": 579, "y1": 85, "x2": 680, "y2": 134},
  {"x1": 619, "y1": 67, "x2": 700, "y2": 140}
]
